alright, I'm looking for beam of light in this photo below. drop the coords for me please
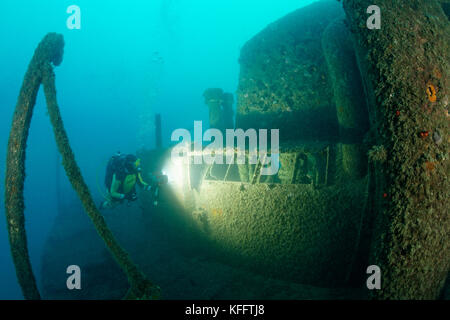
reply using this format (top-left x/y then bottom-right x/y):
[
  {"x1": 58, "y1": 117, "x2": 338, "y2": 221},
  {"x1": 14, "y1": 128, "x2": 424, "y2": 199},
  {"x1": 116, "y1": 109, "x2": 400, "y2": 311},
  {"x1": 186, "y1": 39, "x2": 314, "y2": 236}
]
[{"x1": 163, "y1": 159, "x2": 185, "y2": 187}]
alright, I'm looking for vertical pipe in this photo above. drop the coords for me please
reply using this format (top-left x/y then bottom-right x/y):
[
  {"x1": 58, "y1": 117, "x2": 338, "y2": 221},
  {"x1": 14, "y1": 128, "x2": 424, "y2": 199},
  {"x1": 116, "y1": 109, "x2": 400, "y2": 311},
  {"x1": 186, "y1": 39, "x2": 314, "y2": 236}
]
[{"x1": 343, "y1": 0, "x2": 450, "y2": 299}]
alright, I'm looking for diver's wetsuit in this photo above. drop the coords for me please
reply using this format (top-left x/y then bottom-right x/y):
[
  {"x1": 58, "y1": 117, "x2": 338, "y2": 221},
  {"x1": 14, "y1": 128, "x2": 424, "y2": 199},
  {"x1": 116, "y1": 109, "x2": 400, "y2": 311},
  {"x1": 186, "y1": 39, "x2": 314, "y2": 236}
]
[
  {"x1": 109, "y1": 171, "x2": 149, "y2": 201},
  {"x1": 101, "y1": 155, "x2": 150, "y2": 209}
]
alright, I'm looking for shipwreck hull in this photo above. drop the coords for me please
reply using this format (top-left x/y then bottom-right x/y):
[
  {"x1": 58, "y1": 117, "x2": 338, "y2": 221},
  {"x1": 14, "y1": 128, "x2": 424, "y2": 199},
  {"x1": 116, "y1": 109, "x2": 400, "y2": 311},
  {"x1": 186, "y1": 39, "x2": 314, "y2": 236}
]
[
  {"x1": 135, "y1": 0, "x2": 372, "y2": 289},
  {"x1": 174, "y1": 178, "x2": 367, "y2": 287},
  {"x1": 137, "y1": 143, "x2": 369, "y2": 288}
]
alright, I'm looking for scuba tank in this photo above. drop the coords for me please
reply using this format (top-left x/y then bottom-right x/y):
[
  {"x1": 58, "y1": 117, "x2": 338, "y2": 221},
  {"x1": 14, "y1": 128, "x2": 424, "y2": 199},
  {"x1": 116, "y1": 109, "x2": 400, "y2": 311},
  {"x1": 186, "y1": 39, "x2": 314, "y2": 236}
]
[{"x1": 104, "y1": 151, "x2": 124, "y2": 190}]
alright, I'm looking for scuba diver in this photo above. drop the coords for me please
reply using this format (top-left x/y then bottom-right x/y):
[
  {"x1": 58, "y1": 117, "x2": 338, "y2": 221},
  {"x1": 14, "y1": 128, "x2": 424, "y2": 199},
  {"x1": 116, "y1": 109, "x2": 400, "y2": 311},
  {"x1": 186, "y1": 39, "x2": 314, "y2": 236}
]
[{"x1": 100, "y1": 152, "x2": 164, "y2": 209}]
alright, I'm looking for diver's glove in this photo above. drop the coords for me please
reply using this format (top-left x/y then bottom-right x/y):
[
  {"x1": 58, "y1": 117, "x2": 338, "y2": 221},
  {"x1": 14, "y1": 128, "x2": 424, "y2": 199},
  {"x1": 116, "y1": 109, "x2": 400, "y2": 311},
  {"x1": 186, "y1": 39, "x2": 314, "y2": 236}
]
[{"x1": 144, "y1": 185, "x2": 152, "y2": 191}]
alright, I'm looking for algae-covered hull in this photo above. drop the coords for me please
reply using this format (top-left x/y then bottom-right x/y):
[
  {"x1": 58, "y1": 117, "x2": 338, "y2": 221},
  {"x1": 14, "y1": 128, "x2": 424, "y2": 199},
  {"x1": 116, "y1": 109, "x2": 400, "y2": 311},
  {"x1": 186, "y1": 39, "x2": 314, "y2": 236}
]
[{"x1": 159, "y1": 176, "x2": 368, "y2": 287}]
